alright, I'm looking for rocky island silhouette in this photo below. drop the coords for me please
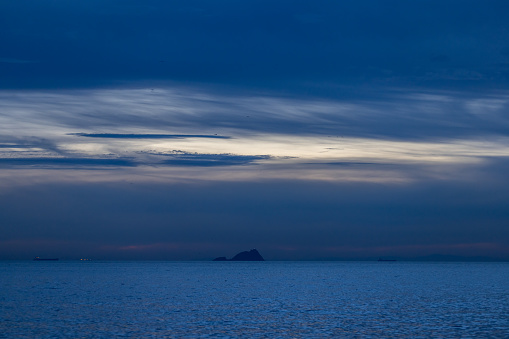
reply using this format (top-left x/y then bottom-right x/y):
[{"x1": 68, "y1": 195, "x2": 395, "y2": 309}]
[{"x1": 213, "y1": 249, "x2": 265, "y2": 261}]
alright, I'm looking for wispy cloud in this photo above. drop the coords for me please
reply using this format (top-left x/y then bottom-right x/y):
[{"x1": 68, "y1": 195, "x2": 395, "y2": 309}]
[
  {"x1": 158, "y1": 152, "x2": 270, "y2": 167},
  {"x1": 2, "y1": 87, "x2": 508, "y2": 140},
  {"x1": 0, "y1": 144, "x2": 36, "y2": 148},
  {"x1": 1, "y1": 86, "x2": 509, "y2": 183}
]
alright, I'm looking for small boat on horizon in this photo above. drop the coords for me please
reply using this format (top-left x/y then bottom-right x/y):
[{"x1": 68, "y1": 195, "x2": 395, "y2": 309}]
[
  {"x1": 377, "y1": 257, "x2": 397, "y2": 262},
  {"x1": 33, "y1": 257, "x2": 59, "y2": 261}
]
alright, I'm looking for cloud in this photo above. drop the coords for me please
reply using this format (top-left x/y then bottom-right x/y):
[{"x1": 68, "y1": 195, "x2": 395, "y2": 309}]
[
  {"x1": 1, "y1": 87, "x2": 509, "y2": 183},
  {"x1": 0, "y1": 151, "x2": 269, "y2": 170},
  {"x1": 304, "y1": 161, "x2": 378, "y2": 166},
  {"x1": 0, "y1": 157, "x2": 136, "y2": 168},
  {"x1": 0, "y1": 87, "x2": 508, "y2": 260},
  {"x1": 2, "y1": 1, "x2": 509, "y2": 261},
  {"x1": 70, "y1": 133, "x2": 230, "y2": 139},
  {"x1": 0, "y1": 144, "x2": 35, "y2": 148},
  {"x1": 2, "y1": 87, "x2": 509, "y2": 141},
  {"x1": 159, "y1": 152, "x2": 270, "y2": 167}
]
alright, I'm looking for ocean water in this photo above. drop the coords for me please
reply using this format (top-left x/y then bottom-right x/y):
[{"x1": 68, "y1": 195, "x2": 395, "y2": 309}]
[{"x1": 1, "y1": 261, "x2": 508, "y2": 338}]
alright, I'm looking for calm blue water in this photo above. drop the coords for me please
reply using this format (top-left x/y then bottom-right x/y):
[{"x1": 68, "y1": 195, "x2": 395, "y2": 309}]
[{"x1": 1, "y1": 261, "x2": 508, "y2": 338}]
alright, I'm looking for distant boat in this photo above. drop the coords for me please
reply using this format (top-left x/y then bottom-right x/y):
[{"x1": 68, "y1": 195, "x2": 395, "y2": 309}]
[
  {"x1": 33, "y1": 257, "x2": 59, "y2": 261},
  {"x1": 377, "y1": 258, "x2": 397, "y2": 262}
]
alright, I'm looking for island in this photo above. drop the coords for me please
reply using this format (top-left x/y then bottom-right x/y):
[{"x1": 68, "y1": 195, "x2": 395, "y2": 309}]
[{"x1": 213, "y1": 249, "x2": 265, "y2": 261}]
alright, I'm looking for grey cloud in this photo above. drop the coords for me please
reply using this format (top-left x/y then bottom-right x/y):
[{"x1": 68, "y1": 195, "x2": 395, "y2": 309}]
[
  {"x1": 157, "y1": 152, "x2": 270, "y2": 167},
  {"x1": 0, "y1": 152, "x2": 270, "y2": 169},
  {"x1": 0, "y1": 144, "x2": 35, "y2": 148},
  {"x1": 0, "y1": 157, "x2": 137, "y2": 168},
  {"x1": 304, "y1": 162, "x2": 378, "y2": 166},
  {"x1": 2, "y1": 87, "x2": 509, "y2": 143},
  {"x1": 0, "y1": 137, "x2": 70, "y2": 156},
  {"x1": 70, "y1": 133, "x2": 230, "y2": 139}
]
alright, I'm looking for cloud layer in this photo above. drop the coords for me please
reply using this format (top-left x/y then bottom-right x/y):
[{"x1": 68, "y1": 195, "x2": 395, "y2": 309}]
[
  {"x1": 1, "y1": 87, "x2": 508, "y2": 200},
  {"x1": 2, "y1": 1, "x2": 509, "y2": 260},
  {"x1": 0, "y1": 86, "x2": 508, "y2": 260}
]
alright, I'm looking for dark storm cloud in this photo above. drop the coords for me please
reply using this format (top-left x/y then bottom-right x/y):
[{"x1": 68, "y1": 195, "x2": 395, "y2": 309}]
[
  {"x1": 71, "y1": 133, "x2": 230, "y2": 139},
  {"x1": 1, "y1": 0, "x2": 509, "y2": 90}
]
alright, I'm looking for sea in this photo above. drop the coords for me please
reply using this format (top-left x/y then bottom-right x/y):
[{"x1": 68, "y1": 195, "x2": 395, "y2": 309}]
[{"x1": 1, "y1": 261, "x2": 508, "y2": 338}]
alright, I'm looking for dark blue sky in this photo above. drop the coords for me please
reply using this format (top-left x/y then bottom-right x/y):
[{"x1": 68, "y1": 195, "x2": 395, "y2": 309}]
[
  {"x1": 1, "y1": 1, "x2": 509, "y2": 260},
  {"x1": 2, "y1": 0, "x2": 509, "y2": 91}
]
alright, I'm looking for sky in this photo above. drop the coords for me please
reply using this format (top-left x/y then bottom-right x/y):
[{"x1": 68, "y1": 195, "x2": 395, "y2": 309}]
[{"x1": 1, "y1": 0, "x2": 509, "y2": 260}]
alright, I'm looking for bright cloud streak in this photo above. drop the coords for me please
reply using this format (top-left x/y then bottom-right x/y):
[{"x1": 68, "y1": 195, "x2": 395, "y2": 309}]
[{"x1": 1, "y1": 87, "x2": 509, "y2": 187}]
